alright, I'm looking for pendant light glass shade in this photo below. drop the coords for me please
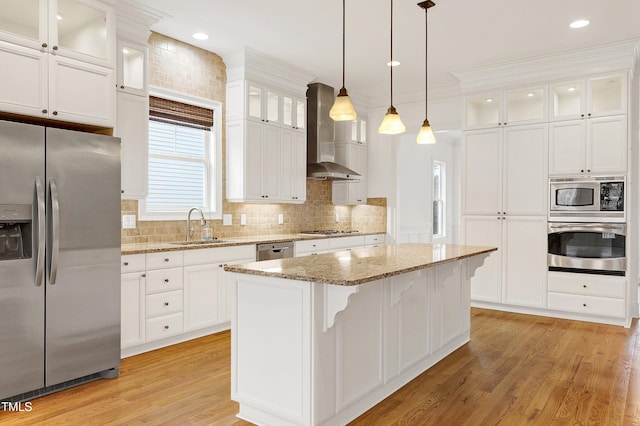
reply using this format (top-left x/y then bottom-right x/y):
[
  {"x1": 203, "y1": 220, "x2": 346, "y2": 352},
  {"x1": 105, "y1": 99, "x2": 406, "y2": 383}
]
[
  {"x1": 378, "y1": 105, "x2": 406, "y2": 134},
  {"x1": 330, "y1": 87, "x2": 357, "y2": 121},
  {"x1": 378, "y1": 0, "x2": 405, "y2": 135},
  {"x1": 330, "y1": 0, "x2": 357, "y2": 121},
  {"x1": 416, "y1": 118, "x2": 436, "y2": 144},
  {"x1": 417, "y1": 1, "x2": 436, "y2": 144}
]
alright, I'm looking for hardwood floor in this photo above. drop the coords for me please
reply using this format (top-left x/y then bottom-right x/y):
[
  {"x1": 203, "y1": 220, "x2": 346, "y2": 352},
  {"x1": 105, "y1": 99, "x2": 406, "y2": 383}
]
[{"x1": 2, "y1": 308, "x2": 640, "y2": 425}]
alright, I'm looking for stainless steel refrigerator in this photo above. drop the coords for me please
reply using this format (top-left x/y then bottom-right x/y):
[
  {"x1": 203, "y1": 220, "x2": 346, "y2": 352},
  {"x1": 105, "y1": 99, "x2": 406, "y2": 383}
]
[{"x1": 0, "y1": 120, "x2": 121, "y2": 402}]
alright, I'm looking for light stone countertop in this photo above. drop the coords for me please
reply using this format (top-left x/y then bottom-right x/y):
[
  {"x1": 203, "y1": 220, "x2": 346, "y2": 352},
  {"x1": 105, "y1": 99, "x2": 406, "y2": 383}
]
[
  {"x1": 121, "y1": 232, "x2": 384, "y2": 255},
  {"x1": 224, "y1": 243, "x2": 497, "y2": 286}
]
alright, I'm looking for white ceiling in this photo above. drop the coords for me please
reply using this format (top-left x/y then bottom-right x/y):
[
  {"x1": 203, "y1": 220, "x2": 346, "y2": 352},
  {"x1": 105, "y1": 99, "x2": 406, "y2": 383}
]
[{"x1": 133, "y1": 0, "x2": 640, "y2": 104}]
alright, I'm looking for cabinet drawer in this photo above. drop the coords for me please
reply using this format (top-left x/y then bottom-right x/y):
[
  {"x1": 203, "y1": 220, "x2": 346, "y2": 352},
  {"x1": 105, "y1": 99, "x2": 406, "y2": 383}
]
[
  {"x1": 329, "y1": 235, "x2": 365, "y2": 250},
  {"x1": 548, "y1": 292, "x2": 626, "y2": 318},
  {"x1": 146, "y1": 251, "x2": 184, "y2": 270},
  {"x1": 146, "y1": 313, "x2": 184, "y2": 342},
  {"x1": 548, "y1": 273, "x2": 626, "y2": 298},
  {"x1": 364, "y1": 234, "x2": 385, "y2": 246},
  {"x1": 146, "y1": 290, "x2": 183, "y2": 318},
  {"x1": 121, "y1": 254, "x2": 145, "y2": 273},
  {"x1": 296, "y1": 239, "x2": 330, "y2": 255},
  {"x1": 146, "y1": 268, "x2": 183, "y2": 294},
  {"x1": 183, "y1": 244, "x2": 256, "y2": 266}
]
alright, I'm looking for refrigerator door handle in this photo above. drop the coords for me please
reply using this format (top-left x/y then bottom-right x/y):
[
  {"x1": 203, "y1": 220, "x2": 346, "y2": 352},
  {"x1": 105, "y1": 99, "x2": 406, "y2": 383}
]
[
  {"x1": 35, "y1": 176, "x2": 45, "y2": 286},
  {"x1": 49, "y1": 178, "x2": 60, "y2": 285}
]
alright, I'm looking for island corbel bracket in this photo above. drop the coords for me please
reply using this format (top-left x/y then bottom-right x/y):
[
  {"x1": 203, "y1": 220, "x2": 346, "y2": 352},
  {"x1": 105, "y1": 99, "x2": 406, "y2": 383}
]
[
  {"x1": 323, "y1": 284, "x2": 360, "y2": 332},
  {"x1": 466, "y1": 252, "x2": 492, "y2": 279},
  {"x1": 390, "y1": 270, "x2": 423, "y2": 307}
]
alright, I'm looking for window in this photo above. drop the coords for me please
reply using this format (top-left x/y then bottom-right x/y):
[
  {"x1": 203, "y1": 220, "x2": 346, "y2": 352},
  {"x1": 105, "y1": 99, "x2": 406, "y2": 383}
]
[
  {"x1": 139, "y1": 88, "x2": 222, "y2": 221},
  {"x1": 432, "y1": 161, "x2": 446, "y2": 239}
]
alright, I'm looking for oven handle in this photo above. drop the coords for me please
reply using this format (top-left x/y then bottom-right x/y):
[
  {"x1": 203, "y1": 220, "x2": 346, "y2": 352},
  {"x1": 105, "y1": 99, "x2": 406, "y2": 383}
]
[{"x1": 548, "y1": 222, "x2": 626, "y2": 235}]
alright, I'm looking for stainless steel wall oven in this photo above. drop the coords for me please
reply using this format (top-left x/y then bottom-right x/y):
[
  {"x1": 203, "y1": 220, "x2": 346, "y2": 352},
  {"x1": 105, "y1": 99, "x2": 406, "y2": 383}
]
[{"x1": 547, "y1": 222, "x2": 626, "y2": 276}]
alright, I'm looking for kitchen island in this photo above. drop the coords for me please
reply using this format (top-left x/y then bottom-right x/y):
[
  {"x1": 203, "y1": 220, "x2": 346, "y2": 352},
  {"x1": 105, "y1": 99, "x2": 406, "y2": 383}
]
[{"x1": 225, "y1": 243, "x2": 496, "y2": 426}]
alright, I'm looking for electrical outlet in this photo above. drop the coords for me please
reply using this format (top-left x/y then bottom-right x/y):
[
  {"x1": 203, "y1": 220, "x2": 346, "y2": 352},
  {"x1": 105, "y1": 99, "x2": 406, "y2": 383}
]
[
  {"x1": 240, "y1": 214, "x2": 247, "y2": 225},
  {"x1": 278, "y1": 213, "x2": 284, "y2": 225},
  {"x1": 122, "y1": 215, "x2": 136, "y2": 229},
  {"x1": 222, "y1": 214, "x2": 232, "y2": 226}
]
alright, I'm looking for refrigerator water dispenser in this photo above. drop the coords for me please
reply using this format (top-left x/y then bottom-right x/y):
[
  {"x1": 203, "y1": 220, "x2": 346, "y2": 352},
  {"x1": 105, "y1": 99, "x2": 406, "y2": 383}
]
[{"x1": 0, "y1": 204, "x2": 32, "y2": 260}]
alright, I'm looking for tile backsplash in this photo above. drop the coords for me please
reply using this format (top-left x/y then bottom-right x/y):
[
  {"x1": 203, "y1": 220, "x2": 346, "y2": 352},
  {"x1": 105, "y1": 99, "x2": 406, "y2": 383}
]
[{"x1": 121, "y1": 180, "x2": 386, "y2": 244}]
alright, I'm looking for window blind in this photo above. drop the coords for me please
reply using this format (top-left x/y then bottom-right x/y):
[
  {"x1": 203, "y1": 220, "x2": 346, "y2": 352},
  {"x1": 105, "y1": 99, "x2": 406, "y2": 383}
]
[{"x1": 149, "y1": 96, "x2": 213, "y2": 130}]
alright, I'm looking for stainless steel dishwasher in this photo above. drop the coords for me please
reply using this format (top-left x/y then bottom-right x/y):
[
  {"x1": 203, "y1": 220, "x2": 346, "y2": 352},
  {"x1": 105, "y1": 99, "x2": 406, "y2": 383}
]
[{"x1": 256, "y1": 241, "x2": 294, "y2": 261}]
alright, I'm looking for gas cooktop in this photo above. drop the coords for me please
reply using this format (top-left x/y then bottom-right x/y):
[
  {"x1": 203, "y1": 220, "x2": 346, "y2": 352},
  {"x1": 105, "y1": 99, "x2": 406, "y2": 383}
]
[{"x1": 299, "y1": 230, "x2": 360, "y2": 236}]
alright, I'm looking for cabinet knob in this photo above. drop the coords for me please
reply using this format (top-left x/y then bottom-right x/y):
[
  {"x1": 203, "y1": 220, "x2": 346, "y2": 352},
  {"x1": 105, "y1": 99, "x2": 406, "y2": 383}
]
[
  {"x1": 581, "y1": 169, "x2": 585, "y2": 173},
  {"x1": 164, "y1": 325, "x2": 169, "y2": 330},
  {"x1": 42, "y1": 43, "x2": 48, "y2": 48},
  {"x1": 581, "y1": 114, "x2": 585, "y2": 118},
  {"x1": 164, "y1": 302, "x2": 169, "y2": 306},
  {"x1": 121, "y1": 190, "x2": 125, "y2": 194},
  {"x1": 52, "y1": 111, "x2": 58, "y2": 116},
  {"x1": 164, "y1": 258, "x2": 169, "y2": 262},
  {"x1": 583, "y1": 284, "x2": 587, "y2": 288},
  {"x1": 587, "y1": 169, "x2": 591, "y2": 173},
  {"x1": 587, "y1": 113, "x2": 591, "y2": 117},
  {"x1": 123, "y1": 262, "x2": 129, "y2": 266},
  {"x1": 52, "y1": 45, "x2": 58, "y2": 51},
  {"x1": 164, "y1": 278, "x2": 169, "y2": 283},
  {"x1": 583, "y1": 303, "x2": 587, "y2": 307},
  {"x1": 141, "y1": 273, "x2": 146, "y2": 277},
  {"x1": 219, "y1": 264, "x2": 224, "y2": 268},
  {"x1": 42, "y1": 109, "x2": 47, "y2": 114},
  {"x1": 120, "y1": 85, "x2": 125, "y2": 89}
]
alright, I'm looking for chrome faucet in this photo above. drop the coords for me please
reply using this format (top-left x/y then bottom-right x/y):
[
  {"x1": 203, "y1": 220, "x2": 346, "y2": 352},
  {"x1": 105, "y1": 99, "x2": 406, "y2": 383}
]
[{"x1": 186, "y1": 207, "x2": 207, "y2": 242}]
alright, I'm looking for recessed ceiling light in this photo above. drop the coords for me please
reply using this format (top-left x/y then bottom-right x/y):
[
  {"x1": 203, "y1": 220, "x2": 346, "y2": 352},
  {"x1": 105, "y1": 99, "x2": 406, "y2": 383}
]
[
  {"x1": 57, "y1": 14, "x2": 63, "y2": 20},
  {"x1": 527, "y1": 92, "x2": 534, "y2": 97},
  {"x1": 386, "y1": 60, "x2": 400, "y2": 67},
  {"x1": 192, "y1": 32, "x2": 209, "y2": 40},
  {"x1": 570, "y1": 19, "x2": 590, "y2": 29},
  {"x1": 122, "y1": 48, "x2": 129, "y2": 54},
  {"x1": 567, "y1": 86, "x2": 576, "y2": 92},
  {"x1": 485, "y1": 98, "x2": 493, "y2": 103}
]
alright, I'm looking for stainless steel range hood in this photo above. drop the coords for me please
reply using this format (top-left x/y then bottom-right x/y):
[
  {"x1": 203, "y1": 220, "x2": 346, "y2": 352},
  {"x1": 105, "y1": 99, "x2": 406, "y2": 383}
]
[{"x1": 306, "y1": 82, "x2": 360, "y2": 181}]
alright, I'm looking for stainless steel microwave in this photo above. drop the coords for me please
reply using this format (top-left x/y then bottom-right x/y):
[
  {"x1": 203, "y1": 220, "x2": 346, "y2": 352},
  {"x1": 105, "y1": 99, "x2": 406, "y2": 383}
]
[{"x1": 549, "y1": 176, "x2": 625, "y2": 222}]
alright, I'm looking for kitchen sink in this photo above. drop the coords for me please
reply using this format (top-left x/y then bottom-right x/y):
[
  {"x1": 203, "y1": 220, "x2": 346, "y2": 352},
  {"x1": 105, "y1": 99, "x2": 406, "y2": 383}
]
[{"x1": 170, "y1": 239, "x2": 235, "y2": 246}]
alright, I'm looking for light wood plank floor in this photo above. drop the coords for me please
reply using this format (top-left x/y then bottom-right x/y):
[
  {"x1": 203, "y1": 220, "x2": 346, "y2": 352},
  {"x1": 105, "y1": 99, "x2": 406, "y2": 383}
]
[{"x1": 2, "y1": 308, "x2": 640, "y2": 425}]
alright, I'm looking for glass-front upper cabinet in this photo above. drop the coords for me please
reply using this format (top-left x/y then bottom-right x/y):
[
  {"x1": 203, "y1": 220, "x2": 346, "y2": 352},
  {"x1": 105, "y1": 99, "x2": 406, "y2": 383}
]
[
  {"x1": 550, "y1": 73, "x2": 627, "y2": 121},
  {"x1": 117, "y1": 39, "x2": 147, "y2": 95},
  {"x1": 464, "y1": 86, "x2": 546, "y2": 129},
  {"x1": 247, "y1": 82, "x2": 280, "y2": 125},
  {"x1": 282, "y1": 94, "x2": 305, "y2": 131},
  {"x1": 0, "y1": 0, "x2": 114, "y2": 67}
]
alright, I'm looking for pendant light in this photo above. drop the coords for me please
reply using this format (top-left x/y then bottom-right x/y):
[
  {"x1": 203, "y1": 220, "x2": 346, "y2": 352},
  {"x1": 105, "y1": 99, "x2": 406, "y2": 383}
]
[
  {"x1": 417, "y1": 0, "x2": 436, "y2": 144},
  {"x1": 378, "y1": 0, "x2": 406, "y2": 134},
  {"x1": 329, "y1": 0, "x2": 357, "y2": 121}
]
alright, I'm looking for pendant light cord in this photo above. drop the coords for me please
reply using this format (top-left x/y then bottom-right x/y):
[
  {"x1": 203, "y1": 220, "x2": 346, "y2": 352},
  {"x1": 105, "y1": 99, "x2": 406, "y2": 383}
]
[
  {"x1": 342, "y1": 0, "x2": 346, "y2": 88},
  {"x1": 390, "y1": 0, "x2": 394, "y2": 107},
  {"x1": 424, "y1": 5, "x2": 428, "y2": 118}
]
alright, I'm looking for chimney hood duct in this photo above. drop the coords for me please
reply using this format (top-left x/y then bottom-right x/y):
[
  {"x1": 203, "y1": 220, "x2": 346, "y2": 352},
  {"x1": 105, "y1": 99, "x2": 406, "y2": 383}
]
[{"x1": 306, "y1": 82, "x2": 361, "y2": 181}]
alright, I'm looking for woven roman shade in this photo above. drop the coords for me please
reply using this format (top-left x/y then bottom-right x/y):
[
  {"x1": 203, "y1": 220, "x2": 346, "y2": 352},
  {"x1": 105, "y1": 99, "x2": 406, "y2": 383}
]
[{"x1": 149, "y1": 96, "x2": 214, "y2": 131}]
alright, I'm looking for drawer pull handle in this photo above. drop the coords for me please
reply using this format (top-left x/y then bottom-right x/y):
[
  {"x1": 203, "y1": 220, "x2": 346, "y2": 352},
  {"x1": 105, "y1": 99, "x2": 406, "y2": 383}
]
[
  {"x1": 583, "y1": 303, "x2": 587, "y2": 307},
  {"x1": 123, "y1": 262, "x2": 129, "y2": 266},
  {"x1": 164, "y1": 279, "x2": 169, "y2": 283},
  {"x1": 164, "y1": 325, "x2": 169, "y2": 330},
  {"x1": 164, "y1": 258, "x2": 170, "y2": 262},
  {"x1": 164, "y1": 302, "x2": 169, "y2": 306}
]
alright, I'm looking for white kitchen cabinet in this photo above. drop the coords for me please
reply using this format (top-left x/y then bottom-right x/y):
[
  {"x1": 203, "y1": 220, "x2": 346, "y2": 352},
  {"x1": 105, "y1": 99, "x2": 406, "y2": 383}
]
[
  {"x1": 116, "y1": 91, "x2": 148, "y2": 198},
  {"x1": 332, "y1": 142, "x2": 368, "y2": 205},
  {"x1": 463, "y1": 123, "x2": 548, "y2": 216},
  {"x1": 364, "y1": 234, "x2": 385, "y2": 247},
  {"x1": 183, "y1": 245, "x2": 255, "y2": 332},
  {"x1": 463, "y1": 85, "x2": 547, "y2": 129},
  {"x1": 464, "y1": 215, "x2": 547, "y2": 308},
  {"x1": 282, "y1": 94, "x2": 305, "y2": 131},
  {"x1": 121, "y1": 254, "x2": 145, "y2": 350},
  {"x1": 549, "y1": 73, "x2": 627, "y2": 121},
  {"x1": 246, "y1": 82, "x2": 280, "y2": 126},
  {"x1": 295, "y1": 239, "x2": 331, "y2": 256},
  {"x1": 116, "y1": 39, "x2": 147, "y2": 96},
  {"x1": 0, "y1": 41, "x2": 114, "y2": 126},
  {"x1": 548, "y1": 272, "x2": 626, "y2": 319},
  {"x1": 0, "y1": 0, "x2": 115, "y2": 126},
  {"x1": 281, "y1": 128, "x2": 306, "y2": 202},
  {"x1": 245, "y1": 120, "x2": 281, "y2": 201},
  {"x1": 144, "y1": 251, "x2": 184, "y2": 342},
  {"x1": 549, "y1": 115, "x2": 627, "y2": 175}
]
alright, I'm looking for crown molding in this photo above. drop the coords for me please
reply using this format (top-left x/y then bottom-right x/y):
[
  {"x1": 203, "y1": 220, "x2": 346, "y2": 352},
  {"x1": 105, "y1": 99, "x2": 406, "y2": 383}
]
[
  {"x1": 116, "y1": 0, "x2": 169, "y2": 43},
  {"x1": 453, "y1": 39, "x2": 640, "y2": 94},
  {"x1": 367, "y1": 83, "x2": 461, "y2": 109},
  {"x1": 224, "y1": 47, "x2": 316, "y2": 94}
]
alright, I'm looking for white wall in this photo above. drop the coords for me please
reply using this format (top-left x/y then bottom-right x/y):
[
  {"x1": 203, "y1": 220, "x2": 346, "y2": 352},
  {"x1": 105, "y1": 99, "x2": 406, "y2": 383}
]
[{"x1": 367, "y1": 92, "x2": 463, "y2": 244}]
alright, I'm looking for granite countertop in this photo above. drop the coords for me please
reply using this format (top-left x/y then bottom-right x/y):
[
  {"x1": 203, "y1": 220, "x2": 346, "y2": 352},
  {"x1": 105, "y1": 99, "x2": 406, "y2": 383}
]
[
  {"x1": 224, "y1": 243, "x2": 497, "y2": 286},
  {"x1": 121, "y1": 232, "x2": 384, "y2": 255}
]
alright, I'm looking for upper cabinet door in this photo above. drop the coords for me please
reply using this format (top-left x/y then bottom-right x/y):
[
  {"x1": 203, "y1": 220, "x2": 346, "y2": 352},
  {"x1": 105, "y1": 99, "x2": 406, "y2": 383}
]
[
  {"x1": 50, "y1": 0, "x2": 115, "y2": 67},
  {"x1": 550, "y1": 73, "x2": 627, "y2": 121},
  {"x1": 246, "y1": 82, "x2": 280, "y2": 126},
  {"x1": 116, "y1": 39, "x2": 147, "y2": 95},
  {"x1": 0, "y1": 0, "x2": 48, "y2": 50},
  {"x1": 464, "y1": 92, "x2": 502, "y2": 129},
  {"x1": 504, "y1": 86, "x2": 547, "y2": 125}
]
